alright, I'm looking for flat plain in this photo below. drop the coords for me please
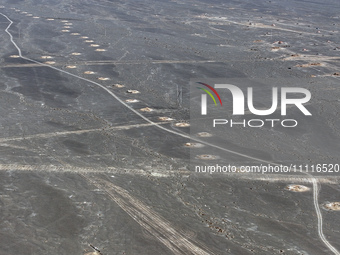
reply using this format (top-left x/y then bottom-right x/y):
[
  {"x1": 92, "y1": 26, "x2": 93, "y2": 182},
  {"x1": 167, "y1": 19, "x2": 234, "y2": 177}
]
[{"x1": 0, "y1": 0, "x2": 340, "y2": 254}]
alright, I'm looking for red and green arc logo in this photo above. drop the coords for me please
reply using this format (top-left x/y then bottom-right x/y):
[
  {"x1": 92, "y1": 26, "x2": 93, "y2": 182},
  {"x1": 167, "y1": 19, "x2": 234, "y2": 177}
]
[{"x1": 196, "y1": 82, "x2": 223, "y2": 106}]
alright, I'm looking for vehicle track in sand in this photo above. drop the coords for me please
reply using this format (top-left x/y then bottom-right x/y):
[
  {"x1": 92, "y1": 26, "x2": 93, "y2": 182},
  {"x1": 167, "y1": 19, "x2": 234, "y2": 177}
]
[{"x1": 80, "y1": 173, "x2": 215, "y2": 255}]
